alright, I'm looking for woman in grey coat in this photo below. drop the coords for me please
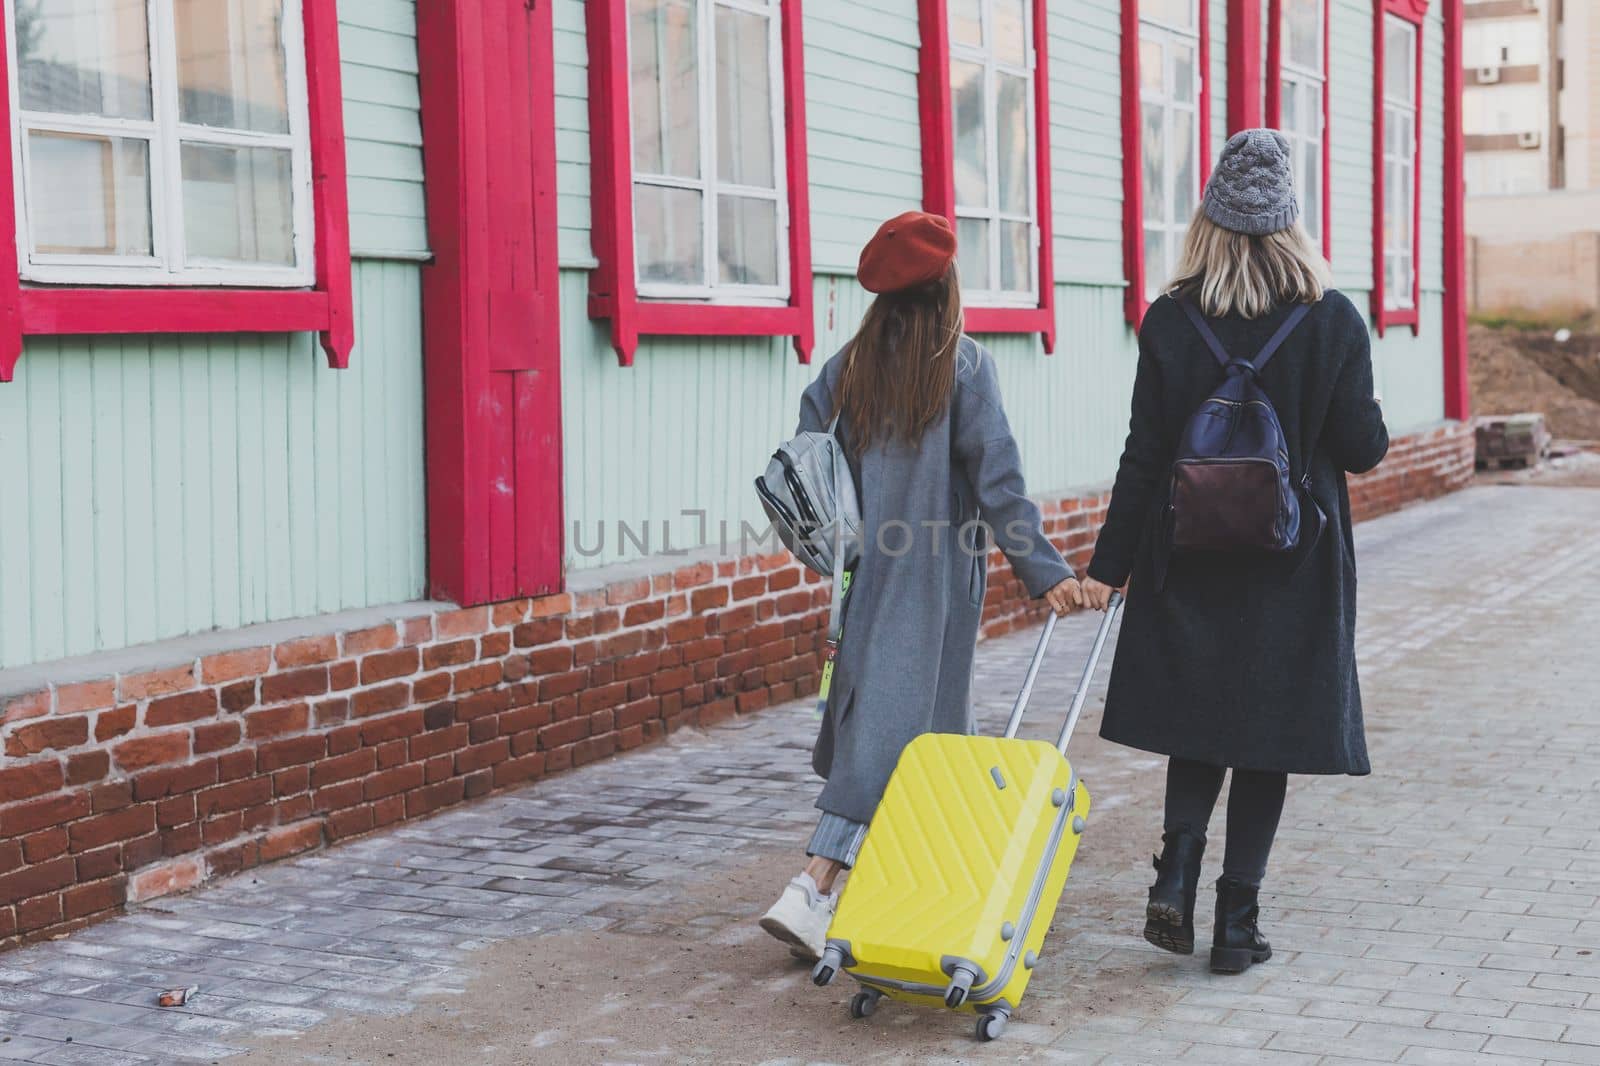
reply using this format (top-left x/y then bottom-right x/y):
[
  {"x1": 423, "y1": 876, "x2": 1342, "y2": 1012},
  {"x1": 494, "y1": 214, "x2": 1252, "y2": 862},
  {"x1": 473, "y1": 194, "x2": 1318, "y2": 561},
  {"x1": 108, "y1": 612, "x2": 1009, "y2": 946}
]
[
  {"x1": 759, "y1": 212, "x2": 1083, "y2": 961},
  {"x1": 1081, "y1": 131, "x2": 1388, "y2": 975}
]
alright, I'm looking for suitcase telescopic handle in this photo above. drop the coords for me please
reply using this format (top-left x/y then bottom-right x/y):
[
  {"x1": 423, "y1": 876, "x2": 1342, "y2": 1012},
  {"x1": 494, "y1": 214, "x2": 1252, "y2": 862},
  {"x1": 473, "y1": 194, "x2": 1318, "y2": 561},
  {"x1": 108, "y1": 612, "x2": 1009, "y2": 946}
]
[{"x1": 1001, "y1": 593, "x2": 1125, "y2": 752}]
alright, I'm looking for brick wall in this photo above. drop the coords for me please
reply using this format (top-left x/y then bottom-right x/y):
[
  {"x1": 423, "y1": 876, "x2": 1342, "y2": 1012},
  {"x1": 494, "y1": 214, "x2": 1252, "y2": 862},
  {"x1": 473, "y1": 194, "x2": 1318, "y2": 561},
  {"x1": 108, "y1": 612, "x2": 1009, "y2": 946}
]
[{"x1": 0, "y1": 422, "x2": 1476, "y2": 947}]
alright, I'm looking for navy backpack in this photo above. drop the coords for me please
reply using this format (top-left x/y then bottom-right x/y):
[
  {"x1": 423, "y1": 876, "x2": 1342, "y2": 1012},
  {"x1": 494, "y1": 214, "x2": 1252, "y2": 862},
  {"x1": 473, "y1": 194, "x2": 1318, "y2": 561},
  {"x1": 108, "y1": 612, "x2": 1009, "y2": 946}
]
[{"x1": 1166, "y1": 299, "x2": 1323, "y2": 563}]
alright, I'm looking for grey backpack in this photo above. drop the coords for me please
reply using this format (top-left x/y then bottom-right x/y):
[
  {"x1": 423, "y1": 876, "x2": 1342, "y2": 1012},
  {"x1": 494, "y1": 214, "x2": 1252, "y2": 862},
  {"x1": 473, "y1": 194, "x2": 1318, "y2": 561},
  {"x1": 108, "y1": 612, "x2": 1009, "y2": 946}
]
[{"x1": 754, "y1": 415, "x2": 862, "y2": 579}]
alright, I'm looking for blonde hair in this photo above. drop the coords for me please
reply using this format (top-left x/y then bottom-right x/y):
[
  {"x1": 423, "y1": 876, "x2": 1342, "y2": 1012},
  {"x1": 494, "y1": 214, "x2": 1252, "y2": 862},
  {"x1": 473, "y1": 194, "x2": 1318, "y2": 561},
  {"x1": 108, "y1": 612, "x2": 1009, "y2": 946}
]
[{"x1": 1164, "y1": 211, "x2": 1332, "y2": 319}]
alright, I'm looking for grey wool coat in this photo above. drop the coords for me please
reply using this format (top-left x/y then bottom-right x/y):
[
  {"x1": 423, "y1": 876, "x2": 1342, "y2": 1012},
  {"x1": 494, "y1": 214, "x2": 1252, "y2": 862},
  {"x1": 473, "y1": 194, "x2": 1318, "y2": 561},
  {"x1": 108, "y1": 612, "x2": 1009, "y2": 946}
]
[
  {"x1": 1087, "y1": 291, "x2": 1389, "y2": 775},
  {"x1": 798, "y1": 337, "x2": 1074, "y2": 825}
]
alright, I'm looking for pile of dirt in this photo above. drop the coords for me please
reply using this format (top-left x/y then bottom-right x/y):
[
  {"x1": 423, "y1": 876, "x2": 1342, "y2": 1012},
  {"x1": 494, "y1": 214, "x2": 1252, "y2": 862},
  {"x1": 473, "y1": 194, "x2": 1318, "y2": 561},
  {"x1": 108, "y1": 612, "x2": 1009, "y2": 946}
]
[{"x1": 1470, "y1": 320, "x2": 1600, "y2": 441}]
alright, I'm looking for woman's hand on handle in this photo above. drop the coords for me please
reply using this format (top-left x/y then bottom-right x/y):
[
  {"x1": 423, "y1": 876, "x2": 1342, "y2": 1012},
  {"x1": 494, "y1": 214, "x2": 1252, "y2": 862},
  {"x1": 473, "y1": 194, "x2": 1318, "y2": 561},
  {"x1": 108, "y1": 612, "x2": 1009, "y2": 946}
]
[
  {"x1": 1082, "y1": 577, "x2": 1124, "y2": 612},
  {"x1": 1044, "y1": 578, "x2": 1084, "y2": 617}
]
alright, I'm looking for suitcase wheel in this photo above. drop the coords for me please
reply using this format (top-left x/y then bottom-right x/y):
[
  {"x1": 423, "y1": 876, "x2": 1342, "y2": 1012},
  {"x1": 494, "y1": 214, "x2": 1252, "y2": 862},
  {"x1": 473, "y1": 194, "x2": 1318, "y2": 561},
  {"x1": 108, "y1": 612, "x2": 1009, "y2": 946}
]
[
  {"x1": 976, "y1": 1010, "x2": 1009, "y2": 1042},
  {"x1": 848, "y1": 990, "x2": 881, "y2": 1019}
]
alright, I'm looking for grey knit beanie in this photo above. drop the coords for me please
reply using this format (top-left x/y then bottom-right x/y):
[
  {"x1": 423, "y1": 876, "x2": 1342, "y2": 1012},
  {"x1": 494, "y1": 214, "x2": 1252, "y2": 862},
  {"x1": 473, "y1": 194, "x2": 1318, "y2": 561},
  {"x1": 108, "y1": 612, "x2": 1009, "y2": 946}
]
[{"x1": 1202, "y1": 128, "x2": 1300, "y2": 236}]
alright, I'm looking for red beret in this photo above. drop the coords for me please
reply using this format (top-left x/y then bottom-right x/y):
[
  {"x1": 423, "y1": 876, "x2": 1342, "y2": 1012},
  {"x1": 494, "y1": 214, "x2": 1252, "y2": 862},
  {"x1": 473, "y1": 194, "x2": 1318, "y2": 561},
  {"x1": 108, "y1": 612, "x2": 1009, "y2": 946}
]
[{"x1": 857, "y1": 211, "x2": 957, "y2": 294}]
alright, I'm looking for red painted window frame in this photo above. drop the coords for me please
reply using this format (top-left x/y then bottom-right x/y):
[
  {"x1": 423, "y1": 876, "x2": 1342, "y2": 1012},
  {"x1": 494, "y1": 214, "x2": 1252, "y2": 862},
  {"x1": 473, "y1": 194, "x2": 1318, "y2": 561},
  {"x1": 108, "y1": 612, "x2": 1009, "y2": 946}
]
[
  {"x1": 0, "y1": 0, "x2": 353, "y2": 383},
  {"x1": 585, "y1": 0, "x2": 814, "y2": 367},
  {"x1": 1265, "y1": 0, "x2": 1333, "y2": 258},
  {"x1": 1372, "y1": 0, "x2": 1428, "y2": 336},
  {"x1": 1121, "y1": 0, "x2": 1213, "y2": 327},
  {"x1": 917, "y1": 0, "x2": 1056, "y2": 351}
]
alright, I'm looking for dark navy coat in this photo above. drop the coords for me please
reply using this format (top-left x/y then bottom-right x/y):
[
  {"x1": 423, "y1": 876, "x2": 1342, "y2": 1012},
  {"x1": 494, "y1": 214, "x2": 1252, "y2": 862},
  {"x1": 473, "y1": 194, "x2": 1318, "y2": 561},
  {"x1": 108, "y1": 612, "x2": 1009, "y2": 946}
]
[{"x1": 1087, "y1": 291, "x2": 1389, "y2": 775}]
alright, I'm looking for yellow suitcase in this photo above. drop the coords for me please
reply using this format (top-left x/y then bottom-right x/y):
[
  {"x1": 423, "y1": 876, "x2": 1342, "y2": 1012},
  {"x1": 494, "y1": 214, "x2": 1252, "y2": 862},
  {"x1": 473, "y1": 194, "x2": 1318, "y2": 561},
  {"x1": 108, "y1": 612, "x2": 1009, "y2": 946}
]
[{"x1": 812, "y1": 596, "x2": 1123, "y2": 1041}]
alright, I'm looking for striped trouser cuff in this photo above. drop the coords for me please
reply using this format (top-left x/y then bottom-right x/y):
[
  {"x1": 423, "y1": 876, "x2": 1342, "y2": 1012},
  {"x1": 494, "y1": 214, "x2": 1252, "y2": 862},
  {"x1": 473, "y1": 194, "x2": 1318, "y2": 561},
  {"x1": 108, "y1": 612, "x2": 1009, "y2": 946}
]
[{"x1": 806, "y1": 811, "x2": 869, "y2": 867}]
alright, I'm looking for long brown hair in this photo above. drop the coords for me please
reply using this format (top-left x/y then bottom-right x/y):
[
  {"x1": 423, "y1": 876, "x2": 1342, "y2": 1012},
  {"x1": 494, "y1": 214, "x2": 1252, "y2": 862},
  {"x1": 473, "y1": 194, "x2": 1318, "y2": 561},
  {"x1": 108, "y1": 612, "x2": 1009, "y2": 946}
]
[{"x1": 834, "y1": 265, "x2": 964, "y2": 452}]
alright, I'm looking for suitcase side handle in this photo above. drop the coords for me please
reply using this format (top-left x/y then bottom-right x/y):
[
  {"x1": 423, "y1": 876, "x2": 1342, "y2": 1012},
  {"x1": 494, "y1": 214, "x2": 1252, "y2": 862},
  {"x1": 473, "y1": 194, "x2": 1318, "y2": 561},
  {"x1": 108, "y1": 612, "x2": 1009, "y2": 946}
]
[{"x1": 1001, "y1": 592, "x2": 1124, "y2": 747}]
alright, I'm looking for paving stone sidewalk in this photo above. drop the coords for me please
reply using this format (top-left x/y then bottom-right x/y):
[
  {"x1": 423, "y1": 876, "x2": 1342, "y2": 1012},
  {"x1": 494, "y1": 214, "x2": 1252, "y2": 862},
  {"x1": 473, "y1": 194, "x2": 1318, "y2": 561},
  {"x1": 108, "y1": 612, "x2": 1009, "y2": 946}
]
[{"x1": 1, "y1": 484, "x2": 1599, "y2": 1065}]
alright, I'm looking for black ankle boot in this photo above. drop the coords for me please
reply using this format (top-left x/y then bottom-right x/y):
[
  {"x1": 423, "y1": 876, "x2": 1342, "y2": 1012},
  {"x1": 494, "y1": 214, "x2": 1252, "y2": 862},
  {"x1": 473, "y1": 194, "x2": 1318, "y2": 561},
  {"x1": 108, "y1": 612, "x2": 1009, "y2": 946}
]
[
  {"x1": 1210, "y1": 876, "x2": 1273, "y2": 974},
  {"x1": 1144, "y1": 830, "x2": 1205, "y2": 955}
]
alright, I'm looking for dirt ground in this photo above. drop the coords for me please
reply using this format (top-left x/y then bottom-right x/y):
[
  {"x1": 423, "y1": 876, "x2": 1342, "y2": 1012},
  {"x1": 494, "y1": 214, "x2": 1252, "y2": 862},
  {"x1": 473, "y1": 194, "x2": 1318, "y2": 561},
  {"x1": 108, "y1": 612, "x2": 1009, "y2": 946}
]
[{"x1": 1469, "y1": 320, "x2": 1600, "y2": 440}]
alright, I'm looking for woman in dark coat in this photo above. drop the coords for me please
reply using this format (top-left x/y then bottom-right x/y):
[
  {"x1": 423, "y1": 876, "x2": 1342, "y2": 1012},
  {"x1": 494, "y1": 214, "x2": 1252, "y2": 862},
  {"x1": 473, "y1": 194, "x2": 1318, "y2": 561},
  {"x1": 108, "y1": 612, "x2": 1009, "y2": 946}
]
[
  {"x1": 1081, "y1": 130, "x2": 1388, "y2": 975},
  {"x1": 758, "y1": 212, "x2": 1083, "y2": 962}
]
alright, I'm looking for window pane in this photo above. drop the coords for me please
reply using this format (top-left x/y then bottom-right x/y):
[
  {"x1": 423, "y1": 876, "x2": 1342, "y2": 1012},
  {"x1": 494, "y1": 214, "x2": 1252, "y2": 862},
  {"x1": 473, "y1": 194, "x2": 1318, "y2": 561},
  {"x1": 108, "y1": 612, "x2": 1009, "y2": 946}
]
[
  {"x1": 1385, "y1": 19, "x2": 1415, "y2": 104},
  {"x1": 1141, "y1": 103, "x2": 1165, "y2": 223},
  {"x1": 635, "y1": 184, "x2": 704, "y2": 284},
  {"x1": 181, "y1": 143, "x2": 294, "y2": 265},
  {"x1": 1144, "y1": 229, "x2": 1166, "y2": 302},
  {"x1": 1286, "y1": 0, "x2": 1321, "y2": 72},
  {"x1": 999, "y1": 220, "x2": 1031, "y2": 293},
  {"x1": 27, "y1": 131, "x2": 151, "y2": 255},
  {"x1": 1140, "y1": 38, "x2": 1164, "y2": 95},
  {"x1": 1171, "y1": 43, "x2": 1195, "y2": 105},
  {"x1": 993, "y1": 0, "x2": 1027, "y2": 67},
  {"x1": 949, "y1": 0, "x2": 982, "y2": 48},
  {"x1": 630, "y1": 0, "x2": 700, "y2": 179},
  {"x1": 995, "y1": 73, "x2": 1030, "y2": 216},
  {"x1": 1172, "y1": 108, "x2": 1195, "y2": 221},
  {"x1": 716, "y1": 6, "x2": 775, "y2": 189},
  {"x1": 717, "y1": 195, "x2": 778, "y2": 286},
  {"x1": 1143, "y1": 0, "x2": 1194, "y2": 30},
  {"x1": 174, "y1": 0, "x2": 290, "y2": 133},
  {"x1": 957, "y1": 215, "x2": 991, "y2": 290},
  {"x1": 1303, "y1": 139, "x2": 1321, "y2": 242},
  {"x1": 17, "y1": 0, "x2": 151, "y2": 119},
  {"x1": 952, "y1": 60, "x2": 988, "y2": 207}
]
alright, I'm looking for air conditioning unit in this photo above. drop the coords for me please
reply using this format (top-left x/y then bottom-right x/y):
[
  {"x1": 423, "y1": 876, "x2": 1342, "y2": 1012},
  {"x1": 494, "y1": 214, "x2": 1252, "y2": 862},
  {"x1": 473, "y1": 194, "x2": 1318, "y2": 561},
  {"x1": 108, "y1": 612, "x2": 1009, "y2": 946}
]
[
  {"x1": 1521, "y1": 0, "x2": 1538, "y2": 11},
  {"x1": 1518, "y1": 130, "x2": 1542, "y2": 148},
  {"x1": 1476, "y1": 66, "x2": 1502, "y2": 84}
]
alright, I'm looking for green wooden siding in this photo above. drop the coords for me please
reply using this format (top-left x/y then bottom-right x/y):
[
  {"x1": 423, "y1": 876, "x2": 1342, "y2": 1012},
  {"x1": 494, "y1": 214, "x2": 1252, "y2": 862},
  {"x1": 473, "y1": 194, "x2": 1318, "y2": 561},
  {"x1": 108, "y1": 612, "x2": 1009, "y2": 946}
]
[{"x1": 341, "y1": 0, "x2": 429, "y2": 257}]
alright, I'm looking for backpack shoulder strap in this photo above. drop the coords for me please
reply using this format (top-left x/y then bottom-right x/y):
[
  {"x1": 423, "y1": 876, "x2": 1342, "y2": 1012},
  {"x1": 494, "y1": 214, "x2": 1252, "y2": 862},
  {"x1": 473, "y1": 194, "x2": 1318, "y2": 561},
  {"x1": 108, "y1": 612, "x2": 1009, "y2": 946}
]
[
  {"x1": 1249, "y1": 303, "x2": 1314, "y2": 372},
  {"x1": 1176, "y1": 299, "x2": 1235, "y2": 368}
]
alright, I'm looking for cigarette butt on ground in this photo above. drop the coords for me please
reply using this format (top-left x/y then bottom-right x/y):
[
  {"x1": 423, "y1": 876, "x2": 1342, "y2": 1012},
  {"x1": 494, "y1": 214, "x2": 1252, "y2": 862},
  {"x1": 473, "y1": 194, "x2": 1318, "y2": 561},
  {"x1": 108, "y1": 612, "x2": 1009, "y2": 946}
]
[{"x1": 158, "y1": 985, "x2": 199, "y2": 1007}]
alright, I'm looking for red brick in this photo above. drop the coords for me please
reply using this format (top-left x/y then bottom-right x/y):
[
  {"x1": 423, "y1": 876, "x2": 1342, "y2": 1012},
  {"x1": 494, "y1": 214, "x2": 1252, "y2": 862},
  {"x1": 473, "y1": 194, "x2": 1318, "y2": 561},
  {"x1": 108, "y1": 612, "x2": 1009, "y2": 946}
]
[
  {"x1": 310, "y1": 749, "x2": 377, "y2": 789},
  {"x1": 0, "y1": 759, "x2": 64, "y2": 804},
  {"x1": 313, "y1": 779, "x2": 363, "y2": 813},
  {"x1": 361, "y1": 710, "x2": 423, "y2": 747},
  {"x1": 56, "y1": 679, "x2": 117, "y2": 715},
  {"x1": 193, "y1": 720, "x2": 242, "y2": 754},
  {"x1": 492, "y1": 600, "x2": 530, "y2": 627},
  {"x1": 691, "y1": 586, "x2": 730, "y2": 612},
  {"x1": 91, "y1": 780, "x2": 133, "y2": 812},
  {"x1": 400, "y1": 616, "x2": 434, "y2": 646},
  {"x1": 256, "y1": 734, "x2": 326, "y2": 772},
  {"x1": 197, "y1": 777, "x2": 273, "y2": 819},
  {"x1": 480, "y1": 630, "x2": 511, "y2": 658},
  {"x1": 0, "y1": 906, "x2": 14, "y2": 939},
  {"x1": 131, "y1": 759, "x2": 219, "y2": 802},
  {"x1": 374, "y1": 738, "x2": 406, "y2": 769},
  {"x1": 69, "y1": 803, "x2": 155, "y2": 851},
  {"x1": 606, "y1": 577, "x2": 652, "y2": 605},
  {"x1": 413, "y1": 672, "x2": 452, "y2": 702},
  {"x1": 273, "y1": 765, "x2": 310, "y2": 796},
  {"x1": 327, "y1": 660, "x2": 356, "y2": 692},
  {"x1": 163, "y1": 821, "x2": 203, "y2": 855},
  {"x1": 217, "y1": 747, "x2": 255, "y2": 781},
  {"x1": 199, "y1": 647, "x2": 272, "y2": 685},
  {"x1": 111, "y1": 732, "x2": 190, "y2": 773},
  {"x1": 244, "y1": 703, "x2": 309, "y2": 739},
  {"x1": 65, "y1": 750, "x2": 109, "y2": 786},
  {"x1": 274, "y1": 634, "x2": 337, "y2": 668},
  {"x1": 457, "y1": 689, "x2": 509, "y2": 722},
  {"x1": 93, "y1": 704, "x2": 137, "y2": 742},
  {"x1": 144, "y1": 688, "x2": 218, "y2": 728},
  {"x1": 326, "y1": 804, "x2": 376, "y2": 841},
  {"x1": 74, "y1": 845, "x2": 120, "y2": 882},
  {"x1": 314, "y1": 696, "x2": 351, "y2": 727},
  {"x1": 4, "y1": 716, "x2": 88, "y2": 757},
  {"x1": 423, "y1": 639, "x2": 476, "y2": 670},
  {"x1": 119, "y1": 664, "x2": 196, "y2": 702},
  {"x1": 2, "y1": 689, "x2": 50, "y2": 725},
  {"x1": 21, "y1": 828, "x2": 68, "y2": 863},
  {"x1": 360, "y1": 647, "x2": 420, "y2": 685},
  {"x1": 409, "y1": 723, "x2": 468, "y2": 760},
  {"x1": 539, "y1": 669, "x2": 586, "y2": 701},
  {"x1": 512, "y1": 618, "x2": 564, "y2": 648},
  {"x1": 435, "y1": 606, "x2": 489, "y2": 639},
  {"x1": 16, "y1": 892, "x2": 62, "y2": 932},
  {"x1": 529, "y1": 646, "x2": 573, "y2": 675},
  {"x1": 156, "y1": 794, "x2": 195, "y2": 828},
  {"x1": 260, "y1": 666, "x2": 328, "y2": 704},
  {"x1": 530, "y1": 592, "x2": 573, "y2": 618},
  {"x1": 493, "y1": 752, "x2": 545, "y2": 788},
  {"x1": 404, "y1": 779, "x2": 466, "y2": 819},
  {"x1": 260, "y1": 820, "x2": 323, "y2": 862},
  {"x1": 63, "y1": 878, "x2": 125, "y2": 921},
  {"x1": 344, "y1": 624, "x2": 399, "y2": 656},
  {"x1": 127, "y1": 857, "x2": 204, "y2": 902},
  {"x1": 352, "y1": 683, "x2": 410, "y2": 718},
  {"x1": 220, "y1": 680, "x2": 258, "y2": 713},
  {"x1": 452, "y1": 662, "x2": 501, "y2": 694},
  {"x1": 364, "y1": 764, "x2": 424, "y2": 800}
]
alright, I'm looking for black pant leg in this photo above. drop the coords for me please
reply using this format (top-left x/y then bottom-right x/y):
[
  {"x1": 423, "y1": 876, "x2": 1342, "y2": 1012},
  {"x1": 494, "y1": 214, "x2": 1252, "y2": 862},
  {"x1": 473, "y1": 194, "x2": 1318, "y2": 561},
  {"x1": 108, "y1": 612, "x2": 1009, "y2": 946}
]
[
  {"x1": 1163, "y1": 756, "x2": 1227, "y2": 838},
  {"x1": 1221, "y1": 770, "x2": 1288, "y2": 886}
]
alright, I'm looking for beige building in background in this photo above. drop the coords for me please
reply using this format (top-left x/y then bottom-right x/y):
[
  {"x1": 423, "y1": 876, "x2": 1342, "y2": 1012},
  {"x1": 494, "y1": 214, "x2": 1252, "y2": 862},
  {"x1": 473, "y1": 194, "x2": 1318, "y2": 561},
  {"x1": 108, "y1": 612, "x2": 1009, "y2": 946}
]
[{"x1": 1465, "y1": 0, "x2": 1600, "y2": 314}]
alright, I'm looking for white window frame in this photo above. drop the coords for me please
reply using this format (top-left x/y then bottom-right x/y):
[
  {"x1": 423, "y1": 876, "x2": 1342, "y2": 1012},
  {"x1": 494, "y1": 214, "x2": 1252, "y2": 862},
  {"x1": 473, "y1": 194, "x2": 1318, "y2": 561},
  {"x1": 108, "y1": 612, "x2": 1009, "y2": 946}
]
[
  {"x1": 1280, "y1": 0, "x2": 1325, "y2": 247},
  {"x1": 950, "y1": 0, "x2": 1039, "y2": 307},
  {"x1": 1139, "y1": 0, "x2": 1203, "y2": 303},
  {"x1": 4, "y1": 0, "x2": 316, "y2": 287},
  {"x1": 1382, "y1": 13, "x2": 1417, "y2": 312},
  {"x1": 627, "y1": 0, "x2": 790, "y2": 305}
]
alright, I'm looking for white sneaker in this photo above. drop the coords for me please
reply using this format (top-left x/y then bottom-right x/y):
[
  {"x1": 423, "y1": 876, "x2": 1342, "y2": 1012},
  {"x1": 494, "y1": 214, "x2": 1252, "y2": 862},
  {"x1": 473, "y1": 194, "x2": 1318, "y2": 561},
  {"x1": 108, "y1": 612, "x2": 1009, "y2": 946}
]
[{"x1": 759, "y1": 873, "x2": 837, "y2": 961}]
